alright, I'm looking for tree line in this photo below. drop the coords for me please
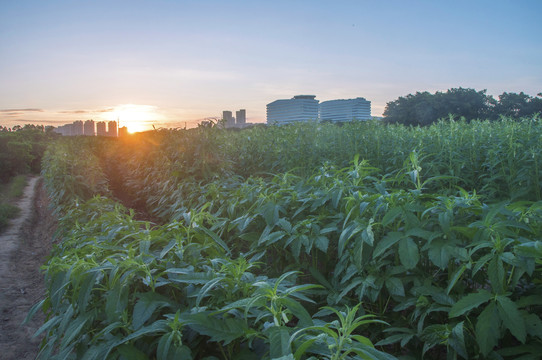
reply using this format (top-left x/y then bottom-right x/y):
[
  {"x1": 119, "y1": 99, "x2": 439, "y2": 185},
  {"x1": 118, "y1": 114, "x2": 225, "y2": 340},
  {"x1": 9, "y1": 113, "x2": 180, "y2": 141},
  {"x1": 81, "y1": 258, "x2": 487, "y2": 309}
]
[
  {"x1": 0, "y1": 124, "x2": 58, "y2": 183},
  {"x1": 383, "y1": 88, "x2": 542, "y2": 126}
]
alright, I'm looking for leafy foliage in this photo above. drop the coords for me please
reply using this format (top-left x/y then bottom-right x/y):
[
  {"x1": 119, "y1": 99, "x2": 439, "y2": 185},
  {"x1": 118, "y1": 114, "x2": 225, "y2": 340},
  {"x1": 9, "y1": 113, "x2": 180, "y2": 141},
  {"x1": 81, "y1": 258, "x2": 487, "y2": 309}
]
[
  {"x1": 383, "y1": 88, "x2": 542, "y2": 126},
  {"x1": 0, "y1": 124, "x2": 58, "y2": 183},
  {"x1": 33, "y1": 118, "x2": 542, "y2": 359}
]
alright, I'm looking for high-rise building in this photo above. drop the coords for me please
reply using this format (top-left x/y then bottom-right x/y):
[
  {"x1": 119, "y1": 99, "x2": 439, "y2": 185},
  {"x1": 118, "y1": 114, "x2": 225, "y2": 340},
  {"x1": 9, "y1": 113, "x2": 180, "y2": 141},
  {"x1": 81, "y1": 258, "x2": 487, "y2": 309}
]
[
  {"x1": 236, "y1": 109, "x2": 246, "y2": 125},
  {"x1": 108, "y1": 121, "x2": 118, "y2": 137},
  {"x1": 118, "y1": 126, "x2": 129, "y2": 137},
  {"x1": 84, "y1": 120, "x2": 95, "y2": 136},
  {"x1": 96, "y1": 122, "x2": 107, "y2": 136},
  {"x1": 319, "y1": 98, "x2": 371, "y2": 122},
  {"x1": 223, "y1": 111, "x2": 235, "y2": 127},
  {"x1": 266, "y1": 95, "x2": 319, "y2": 124},
  {"x1": 72, "y1": 120, "x2": 84, "y2": 135},
  {"x1": 53, "y1": 123, "x2": 72, "y2": 136}
]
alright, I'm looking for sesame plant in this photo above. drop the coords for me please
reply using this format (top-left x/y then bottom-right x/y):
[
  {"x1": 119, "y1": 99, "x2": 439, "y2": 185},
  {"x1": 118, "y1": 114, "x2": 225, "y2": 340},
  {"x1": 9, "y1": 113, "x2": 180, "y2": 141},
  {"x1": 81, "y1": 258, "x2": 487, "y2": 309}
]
[{"x1": 31, "y1": 117, "x2": 542, "y2": 359}]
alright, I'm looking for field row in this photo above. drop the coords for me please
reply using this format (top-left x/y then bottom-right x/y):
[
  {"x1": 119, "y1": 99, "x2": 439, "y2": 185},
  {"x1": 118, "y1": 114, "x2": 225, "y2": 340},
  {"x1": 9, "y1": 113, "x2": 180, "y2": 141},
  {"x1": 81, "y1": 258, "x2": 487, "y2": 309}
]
[{"x1": 35, "y1": 118, "x2": 542, "y2": 359}]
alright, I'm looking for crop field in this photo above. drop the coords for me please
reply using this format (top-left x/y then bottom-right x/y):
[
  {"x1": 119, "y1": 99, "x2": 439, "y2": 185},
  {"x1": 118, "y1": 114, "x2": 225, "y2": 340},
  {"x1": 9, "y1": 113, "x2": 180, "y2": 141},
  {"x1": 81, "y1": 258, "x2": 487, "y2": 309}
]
[{"x1": 33, "y1": 117, "x2": 542, "y2": 359}]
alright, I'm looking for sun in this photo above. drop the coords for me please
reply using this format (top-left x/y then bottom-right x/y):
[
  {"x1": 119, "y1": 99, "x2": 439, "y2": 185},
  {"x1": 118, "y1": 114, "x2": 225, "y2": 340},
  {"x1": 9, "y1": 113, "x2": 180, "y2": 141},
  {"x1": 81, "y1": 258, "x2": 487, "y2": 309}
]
[{"x1": 104, "y1": 104, "x2": 163, "y2": 133}]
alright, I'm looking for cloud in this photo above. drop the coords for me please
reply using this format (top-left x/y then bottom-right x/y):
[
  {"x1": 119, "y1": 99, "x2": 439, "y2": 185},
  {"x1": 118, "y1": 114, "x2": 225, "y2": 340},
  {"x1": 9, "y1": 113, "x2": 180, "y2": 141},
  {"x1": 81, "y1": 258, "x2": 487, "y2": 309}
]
[
  {"x1": 58, "y1": 110, "x2": 88, "y2": 114},
  {"x1": 0, "y1": 108, "x2": 44, "y2": 113},
  {"x1": 58, "y1": 107, "x2": 115, "y2": 114},
  {"x1": 12, "y1": 119, "x2": 66, "y2": 125}
]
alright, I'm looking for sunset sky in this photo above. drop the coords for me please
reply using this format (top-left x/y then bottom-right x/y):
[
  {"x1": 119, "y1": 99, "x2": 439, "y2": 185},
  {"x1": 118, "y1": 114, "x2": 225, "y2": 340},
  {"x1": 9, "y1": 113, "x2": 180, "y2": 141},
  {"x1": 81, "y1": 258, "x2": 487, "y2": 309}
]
[{"x1": 1, "y1": 0, "x2": 541, "y2": 132}]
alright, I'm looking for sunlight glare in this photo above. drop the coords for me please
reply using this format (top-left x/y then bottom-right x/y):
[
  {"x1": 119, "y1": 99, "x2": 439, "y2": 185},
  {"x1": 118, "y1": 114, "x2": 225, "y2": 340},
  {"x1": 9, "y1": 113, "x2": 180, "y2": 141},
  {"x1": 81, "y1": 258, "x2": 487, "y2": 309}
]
[{"x1": 103, "y1": 104, "x2": 163, "y2": 133}]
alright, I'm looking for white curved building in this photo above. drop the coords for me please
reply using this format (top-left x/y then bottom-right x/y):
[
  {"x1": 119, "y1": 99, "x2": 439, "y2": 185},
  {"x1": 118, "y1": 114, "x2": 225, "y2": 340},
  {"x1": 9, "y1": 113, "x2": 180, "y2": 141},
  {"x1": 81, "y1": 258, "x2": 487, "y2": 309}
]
[
  {"x1": 266, "y1": 95, "x2": 319, "y2": 124},
  {"x1": 319, "y1": 97, "x2": 371, "y2": 122}
]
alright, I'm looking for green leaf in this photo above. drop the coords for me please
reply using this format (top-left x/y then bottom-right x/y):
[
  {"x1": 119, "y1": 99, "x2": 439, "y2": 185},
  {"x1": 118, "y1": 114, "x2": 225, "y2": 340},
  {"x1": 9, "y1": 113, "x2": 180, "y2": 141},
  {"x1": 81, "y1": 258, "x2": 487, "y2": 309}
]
[
  {"x1": 159, "y1": 239, "x2": 177, "y2": 259},
  {"x1": 446, "y1": 264, "x2": 467, "y2": 295},
  {"x1": 523, "y1": 313, "x2": 542, "y2": 339},
  {"x1": 261, "y1": 202, "x2": 280, "y2": 227},
  {"x1": 293, "y1": 336, "x2": 319, "y2": 360},
  {"x1": 157, "y1": 332, "x2": 174, "y2": 360},
  {"x1": 117, "y1": 344, "x2": 148, "y2": 360},
  {"x1": 382, "y1": 207, "x2": 402, "y2": 227},
  {"x1": 449, "y1": 321, "x2": 468, "y2": 359},
  {"x1": 385, "y1": 277, "x2": 405, "y2": 297},
  {"x1": 260, "y1": 231, "x2": 286, "y2": 246},
  {"x1": 268, "y1": 326, "x2": 293, "y2": 359},
  {"x1": 376, "y1": 333, "x2": 414, "y2": 347},
  {"x1": 515, "y1": 241, "x2": 542, "y2": 258},
  {"x1": 361, "y1": 221, "x2": 375, "y2": 246},
  {"x1": 314, "y1": 235, "x2": 329, "y2": 252},
  {"x1": 496, "y1": 295, "x2": 526, "y2": 343},
  {"x1": 373, "y1": 232, "x2": 403, "y2": 258},
  {"x1": 280, "y1": 297, "x2": 313, "y2": 327},
  {"x1": 199, "y1": 226, "x2": 230, "y2": 254},
  {"x1": 166, "y1": 269, "x2": 214, "y2": 284},
  {"x1": 184, "y1": 312, "x2": 250, "y2": 345},
  {"x1": 133, "y1": 292, "x2": 171, "y2": 330},
  {"x1": 157, "y1": 333, "x2": 192, "y2": 360},
  {"x1": 338, "y1": 223, "x2": 362, "y2": 257},
  {"x1": 337, "y1": 277, "x2": 363, "y2": 303},
  {"x1": 115, "y1": 320, "x2": 169, "y2": 345},
  {"x1": 331, "y1": 188, "x2": 343, "y2": 209},
  {"x1": 309, "y1": 266, "x2": 333, "y2": 290},
  {"x1": 77, "y1": 271, "x2": 99, "y2": 312},
  {"x1": 488, "y1": 256, "x2": 505, "y2": 294},
  {"x1": 24, "y1": 299, "x2": 45, "y2": 325},
  {"x1": 398, "y1": 237, "x2": 419, "y2": 270},
  {"x1": 196, "y1": 276, "x2": 225, "y2": 307},
  {"x1": 59, "y1": 313, "x2": 92, "y2": 351},
  {"x1": 449, "y1": 290, "x2": 492, "y2": 318},
  {"x1": 427, "y1": 239, "x2": 452, "y2": 269},
  {"x1": 272, "y1": 355, "x2": 295, "y2": 360},
  {"x1": 476, "y1": 301, "x2": 500, "y2": 356},
  {"x1": 105, "y1": 281, "x2": 128, "y2": 322}
]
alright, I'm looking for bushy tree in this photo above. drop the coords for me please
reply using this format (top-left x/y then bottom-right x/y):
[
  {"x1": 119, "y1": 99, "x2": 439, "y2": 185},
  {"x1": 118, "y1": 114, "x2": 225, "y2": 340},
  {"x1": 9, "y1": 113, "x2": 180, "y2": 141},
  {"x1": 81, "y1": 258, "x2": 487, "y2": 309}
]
[
  {"x1": 0, "y1": 125, "x2": 58, "y2": 183},
  {"x1": 383, "y1": 88, "x2": 493, "y2": 125},
  {"x1": 383, "y1": 88, "x2": 541, "y2": 125},
  {"x1": 494, "y1": 92, "x2": 542, "y2": 118}
]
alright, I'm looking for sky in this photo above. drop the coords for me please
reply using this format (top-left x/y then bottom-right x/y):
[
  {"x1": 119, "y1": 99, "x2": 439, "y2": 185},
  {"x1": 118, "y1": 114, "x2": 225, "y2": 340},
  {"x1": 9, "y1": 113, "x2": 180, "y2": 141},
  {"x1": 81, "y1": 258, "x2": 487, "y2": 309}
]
[{"x1": 1, "y1": 0, "x2": 541, "y2": 132}]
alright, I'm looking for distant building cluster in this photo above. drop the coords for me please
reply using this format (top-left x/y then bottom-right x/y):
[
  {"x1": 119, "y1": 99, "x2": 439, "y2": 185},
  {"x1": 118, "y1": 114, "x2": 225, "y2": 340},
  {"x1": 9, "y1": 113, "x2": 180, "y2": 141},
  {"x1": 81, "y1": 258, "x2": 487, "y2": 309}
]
[
  {"x1": 266, "y1": 95, "x2": 371, "y2": 125},
  {"x1": 54, "y1": 120, "x2": 128, "y2": 136},
  {"x1": 221, "y1": 109, "x2": 253, "y2": 128}
]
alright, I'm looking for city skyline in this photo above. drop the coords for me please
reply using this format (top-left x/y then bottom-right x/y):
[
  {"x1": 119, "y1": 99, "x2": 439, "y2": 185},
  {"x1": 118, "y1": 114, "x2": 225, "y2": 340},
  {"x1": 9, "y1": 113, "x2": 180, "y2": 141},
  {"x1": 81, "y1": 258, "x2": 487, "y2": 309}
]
[{"x1": 1, "y1": 1, "x2": 541, "y2": 132}]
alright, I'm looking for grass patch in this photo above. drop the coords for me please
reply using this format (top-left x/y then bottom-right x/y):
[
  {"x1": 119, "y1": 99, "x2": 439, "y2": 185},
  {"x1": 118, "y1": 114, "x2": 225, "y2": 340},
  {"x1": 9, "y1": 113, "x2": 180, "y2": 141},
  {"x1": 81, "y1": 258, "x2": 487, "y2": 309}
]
[
  {"x1": 0, "y1": 175, "x2": 26, "y2": 232},
  {"x1": 8, "y1": 175, "x2": 27, "y2": 198},
  {"x1": 0, "y1": 203, "x2": 20, "y2": 231}
]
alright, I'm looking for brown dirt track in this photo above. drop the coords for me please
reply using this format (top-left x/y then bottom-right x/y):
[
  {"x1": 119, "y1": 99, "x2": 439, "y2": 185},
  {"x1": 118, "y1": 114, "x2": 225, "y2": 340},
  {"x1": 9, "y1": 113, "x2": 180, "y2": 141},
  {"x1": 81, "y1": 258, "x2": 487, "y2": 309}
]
[{"x1": 0, "y1": 177, "x2": 55, "y2": 360}]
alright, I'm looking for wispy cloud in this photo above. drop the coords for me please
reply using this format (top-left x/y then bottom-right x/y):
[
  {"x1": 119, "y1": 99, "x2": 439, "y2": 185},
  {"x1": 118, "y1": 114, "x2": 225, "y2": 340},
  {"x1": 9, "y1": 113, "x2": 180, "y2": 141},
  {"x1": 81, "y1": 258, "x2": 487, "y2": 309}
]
[
  {"x1": 58, "y1": 108, "x2": 115, "y2": 114},
  {"x1": 0, "y1": 108, "x2": 44, "y2": 113},
  {"x1": 58, "y1": 110, "x2": 88, "y2": 114},
  {"x1": 0, "y1": 108, "x2": 44, "y2": 116}
]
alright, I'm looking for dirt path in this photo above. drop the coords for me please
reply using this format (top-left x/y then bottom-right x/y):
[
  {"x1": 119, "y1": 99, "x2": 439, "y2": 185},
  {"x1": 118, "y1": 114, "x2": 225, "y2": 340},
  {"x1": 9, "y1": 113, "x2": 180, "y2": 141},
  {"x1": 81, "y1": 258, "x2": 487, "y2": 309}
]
[{"x1": 0, "y1": 177, "x2": 55, "y2": 360}]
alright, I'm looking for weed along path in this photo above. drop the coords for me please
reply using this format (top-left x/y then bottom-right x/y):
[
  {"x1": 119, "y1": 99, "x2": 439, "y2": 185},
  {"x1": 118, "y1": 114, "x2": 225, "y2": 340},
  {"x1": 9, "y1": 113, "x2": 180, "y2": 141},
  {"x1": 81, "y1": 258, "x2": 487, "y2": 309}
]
[{"x1": 0, "y1": 177, "x2": 55, "y2": 360}]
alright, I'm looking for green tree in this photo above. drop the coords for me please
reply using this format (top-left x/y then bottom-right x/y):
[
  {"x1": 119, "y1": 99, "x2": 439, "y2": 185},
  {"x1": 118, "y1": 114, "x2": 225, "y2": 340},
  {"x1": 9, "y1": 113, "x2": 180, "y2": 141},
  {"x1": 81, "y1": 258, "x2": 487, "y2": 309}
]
[
  {"x1": 383, "y1": 88, "x2": 494, "y2": 126},
  {"x1": 493, "y1": 92, "x2": 542, "y2": 118}
]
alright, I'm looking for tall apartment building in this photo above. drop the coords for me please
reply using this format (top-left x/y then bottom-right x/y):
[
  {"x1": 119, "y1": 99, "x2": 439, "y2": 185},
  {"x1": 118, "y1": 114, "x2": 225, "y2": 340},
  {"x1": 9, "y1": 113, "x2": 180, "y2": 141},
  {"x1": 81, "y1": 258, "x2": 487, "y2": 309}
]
[
  {"x1": 72, "y1": 120, "x2": 84, "y2": 135},
  {"x1": 236, "y1": 109, "x2": 246, "y2": 126},
  {"x1": 108, "y1": 121, "x2": 118, "y2": 137},
  {"x1": 96, "y1": 121, "x2": 107, "y2": 136},
  {"x1": 223, "y1": 111, "x2": 235, "y2": 127},
  {"x1": 319, "y1": 98, "x2": 371, "y2": 122},
  {"x1": 266, "y1": 95, "x2": 319, "y2": 124},
  {"x1": 84, "y1": 120, "x2": 95, "y2": 136},
  {"x1": 118, "y1": 126, "x2": 129, "y2": 137},
  {"x1": 53, "y1": 123, "x2": 72, "y2": 136}
]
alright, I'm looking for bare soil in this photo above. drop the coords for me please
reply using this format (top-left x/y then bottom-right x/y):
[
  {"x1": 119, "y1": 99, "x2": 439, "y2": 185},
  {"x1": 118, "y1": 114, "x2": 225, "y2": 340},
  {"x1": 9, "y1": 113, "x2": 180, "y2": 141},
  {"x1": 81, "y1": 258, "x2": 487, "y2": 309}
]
[{"x1": 0, "y1": 177, "x2": 56, "y2": 360}]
